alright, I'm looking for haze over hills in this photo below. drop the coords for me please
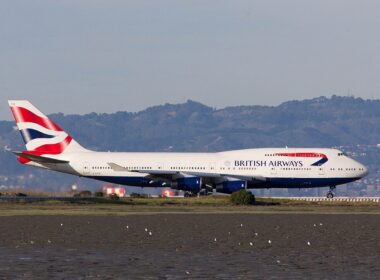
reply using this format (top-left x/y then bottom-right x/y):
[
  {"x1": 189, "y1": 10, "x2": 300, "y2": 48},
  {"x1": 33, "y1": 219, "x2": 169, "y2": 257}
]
[{"x1": 1, "y1": 95, "x2": 379, "y2": 195}]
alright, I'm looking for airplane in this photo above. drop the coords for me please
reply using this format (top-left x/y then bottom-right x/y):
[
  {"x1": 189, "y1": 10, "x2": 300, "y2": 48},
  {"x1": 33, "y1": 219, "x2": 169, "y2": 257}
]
[{"x1": 8, "y1": 100, "x2": 368, "y2": 198}]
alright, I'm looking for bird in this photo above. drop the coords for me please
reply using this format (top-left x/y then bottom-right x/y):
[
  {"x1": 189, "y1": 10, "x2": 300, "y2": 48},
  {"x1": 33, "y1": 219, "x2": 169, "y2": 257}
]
[
  {"x1": 307, "y1": 241, "x2": 311, "y2": 246},
  {"x1": 268, "y1": 240, "x2": 272, "y2": 244},
  {"x1": 145, "y1": 228, "x2": 148, "y2": 232},
  {"x1": 214, "y1": 238, "x2": 217, "y2": 242},
  {"x1": 249, "y1": 242, "x2": 253, "y2": 246},
  {"x1": 149, "y1": 231, "x2": 152, "y2": 236}
]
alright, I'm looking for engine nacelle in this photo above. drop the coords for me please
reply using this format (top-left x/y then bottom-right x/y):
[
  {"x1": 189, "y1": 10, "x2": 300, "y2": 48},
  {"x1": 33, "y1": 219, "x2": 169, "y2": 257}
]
[
  {"x1": 216, "y1": 180, "x2": 247, "y2": 194},
  {"x1": 175, "y1": 177, "x2": 202, "y2": 193}
]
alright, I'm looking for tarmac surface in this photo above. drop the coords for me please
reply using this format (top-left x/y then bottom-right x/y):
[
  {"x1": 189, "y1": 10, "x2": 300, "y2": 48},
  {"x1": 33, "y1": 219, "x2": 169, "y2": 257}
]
[{"x1": 0, "y1": 214, "x2": 379, "y2": 279}]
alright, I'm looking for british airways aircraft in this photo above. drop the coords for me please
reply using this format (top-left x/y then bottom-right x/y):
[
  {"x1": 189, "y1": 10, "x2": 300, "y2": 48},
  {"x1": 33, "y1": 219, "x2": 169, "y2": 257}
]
[{"x1": 8, "y1": 100, "x2": 368, "y2": 198}]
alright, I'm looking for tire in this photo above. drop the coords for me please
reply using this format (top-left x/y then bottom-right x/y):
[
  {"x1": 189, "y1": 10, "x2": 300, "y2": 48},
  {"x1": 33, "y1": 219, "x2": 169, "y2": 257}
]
[{"x1": 326, "y1": 192, "x2": 334, "y2": 199}]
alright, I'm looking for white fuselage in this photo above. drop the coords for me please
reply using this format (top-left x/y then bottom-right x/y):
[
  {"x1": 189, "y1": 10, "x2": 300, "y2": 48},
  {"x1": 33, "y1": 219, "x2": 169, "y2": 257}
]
[{"x1": 31, "y1": 147, "x2": 368, "y2": 190}]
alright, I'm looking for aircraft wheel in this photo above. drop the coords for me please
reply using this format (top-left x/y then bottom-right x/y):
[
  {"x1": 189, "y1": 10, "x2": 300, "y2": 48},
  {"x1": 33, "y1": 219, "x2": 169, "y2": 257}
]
[
  {"x1": 184, "y1": 192, "x2": 194, "y2": 197},
  {"x1": 326, "y1": 192, "x2": 334, "y2": 199}
]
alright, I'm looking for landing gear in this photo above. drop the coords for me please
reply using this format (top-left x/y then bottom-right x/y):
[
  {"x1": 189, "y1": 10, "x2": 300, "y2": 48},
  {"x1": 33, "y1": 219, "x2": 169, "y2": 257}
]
[
  {"x1": 199, "y1": 185, "x2": 213, "y2": 196},
  {"x1": 184, "y1": 191, "x2": 196, "y2": 197},
  {"x1": 326, "y1": 186, "x2": 336, "y2": 199}
]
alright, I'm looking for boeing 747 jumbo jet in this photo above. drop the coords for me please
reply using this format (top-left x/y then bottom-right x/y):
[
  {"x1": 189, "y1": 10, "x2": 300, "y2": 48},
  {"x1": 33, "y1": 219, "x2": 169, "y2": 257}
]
[{"x1": 8, "y1": 100, "x2": 368, "y2": 198}]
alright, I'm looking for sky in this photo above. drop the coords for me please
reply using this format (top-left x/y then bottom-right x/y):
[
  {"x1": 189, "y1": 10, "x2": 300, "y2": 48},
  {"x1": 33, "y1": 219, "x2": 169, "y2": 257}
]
[{"x1": 1, "y1": 0, "x2": 380, "y2": 120}]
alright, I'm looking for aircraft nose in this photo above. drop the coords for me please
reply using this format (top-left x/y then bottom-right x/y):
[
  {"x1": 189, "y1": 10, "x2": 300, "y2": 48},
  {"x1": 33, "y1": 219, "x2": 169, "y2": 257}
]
[{"x1": 360, "y1": 165, "x2": 369, "y2": 178}]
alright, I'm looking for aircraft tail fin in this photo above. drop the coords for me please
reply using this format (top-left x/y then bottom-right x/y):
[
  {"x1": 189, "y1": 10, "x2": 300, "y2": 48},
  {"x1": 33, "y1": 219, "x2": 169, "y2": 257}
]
[{"x1": 8, "y1": 100, "x2": 88, "y2": 163}]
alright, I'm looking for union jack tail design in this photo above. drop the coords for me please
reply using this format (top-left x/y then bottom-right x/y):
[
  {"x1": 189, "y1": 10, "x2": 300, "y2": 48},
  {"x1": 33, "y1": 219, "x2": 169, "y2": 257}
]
[{"x1": 8, "y1": 100, "x2": 87, "y2": 164}]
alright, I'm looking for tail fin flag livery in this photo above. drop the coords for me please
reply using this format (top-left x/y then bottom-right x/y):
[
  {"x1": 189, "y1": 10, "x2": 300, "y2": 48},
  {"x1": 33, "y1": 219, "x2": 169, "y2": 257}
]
[
  {"x1": 7, "y1": 100, "x2": 368, "y2": 198},
  {"x1": 8, "y1": 100, "x2": 86, "y2": 164}
]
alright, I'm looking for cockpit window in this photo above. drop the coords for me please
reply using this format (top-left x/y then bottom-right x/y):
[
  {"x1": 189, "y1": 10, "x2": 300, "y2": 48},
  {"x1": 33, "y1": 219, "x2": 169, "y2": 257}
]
[{"x1": 338, "y1": 152, "x2": 347, "y2": 156}]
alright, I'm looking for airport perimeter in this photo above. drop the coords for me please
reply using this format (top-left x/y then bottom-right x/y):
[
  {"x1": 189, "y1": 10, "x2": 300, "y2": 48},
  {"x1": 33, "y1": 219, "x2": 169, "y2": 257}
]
[{"x1": 267, "y1": 196, "x2": 380, "y2": 203}]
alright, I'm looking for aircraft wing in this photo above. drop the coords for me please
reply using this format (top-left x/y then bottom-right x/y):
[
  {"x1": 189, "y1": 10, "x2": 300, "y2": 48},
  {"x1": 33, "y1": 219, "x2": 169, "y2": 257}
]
[
  {"x1": 219, "y1": 174, "x2": 267, "y2": 182},
  {"x1": 107, "y1": 162, "x2": 267, "y2": 185},
  {"x1": 107, "y1": 162, "x2": 176, "y2": 185},
  {"x1": 107, "y1": 162, "x2": 220, "y2": 183},
  {"x1": 107, "y1": 162, "x2": 178, "y2": 176}
]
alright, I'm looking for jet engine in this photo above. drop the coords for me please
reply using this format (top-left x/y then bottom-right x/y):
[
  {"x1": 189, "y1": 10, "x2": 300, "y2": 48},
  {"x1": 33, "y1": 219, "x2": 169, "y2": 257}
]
[
  {"x1": 175, "y1": 177, "x2": 202, "y2": 193},
  {"x1": 216, "y1": 179, "x2": 247, "y2": 194}
]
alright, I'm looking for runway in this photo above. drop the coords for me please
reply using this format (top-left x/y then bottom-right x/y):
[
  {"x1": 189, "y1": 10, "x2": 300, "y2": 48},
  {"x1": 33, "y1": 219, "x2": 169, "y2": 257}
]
[
  {"x1": 267, "y1": 196, "x2": 380, "y2": 202},
  {"x1": 0, "y1": 214, "x2": 379, "y2": 279},
  {"x1": 1, "y1": 195, "x2": 379, "y2": 203}
]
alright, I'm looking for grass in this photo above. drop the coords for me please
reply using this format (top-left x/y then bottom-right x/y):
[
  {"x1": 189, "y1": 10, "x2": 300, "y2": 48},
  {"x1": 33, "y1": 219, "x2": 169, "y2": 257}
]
[{"x1": 0, "y1": 196, "x2": 379, "y2": 216}]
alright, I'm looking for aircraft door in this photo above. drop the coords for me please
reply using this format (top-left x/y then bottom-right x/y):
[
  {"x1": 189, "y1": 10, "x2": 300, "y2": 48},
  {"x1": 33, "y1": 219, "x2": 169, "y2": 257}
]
[
  {"x1": 270, "y1": 167, "x2": 277, "y2": 175},
  {"x1": 83, "y1": 162, "x2": 91, "y2": 175},
  {"x1": 209, "y1": 162, "x2": 216, "y2": 172},
  {"x1": 318, "y1": 167, "x2": 325, "y2": 175},
  {"x1": 157, "y1": 162, "x2": 165, "y2": 171}
]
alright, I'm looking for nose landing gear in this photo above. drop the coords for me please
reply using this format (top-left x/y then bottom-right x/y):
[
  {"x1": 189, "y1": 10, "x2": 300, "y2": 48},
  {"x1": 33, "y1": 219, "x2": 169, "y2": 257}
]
[{"x1": 326, "y1": 186, "x2": 336, "y2": 198}]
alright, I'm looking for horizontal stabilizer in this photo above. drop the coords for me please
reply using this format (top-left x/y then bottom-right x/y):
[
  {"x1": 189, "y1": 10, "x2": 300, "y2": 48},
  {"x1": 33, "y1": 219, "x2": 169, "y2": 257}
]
[{"x1": 12, "y1": 151, "x2": 69, "y2": 164}]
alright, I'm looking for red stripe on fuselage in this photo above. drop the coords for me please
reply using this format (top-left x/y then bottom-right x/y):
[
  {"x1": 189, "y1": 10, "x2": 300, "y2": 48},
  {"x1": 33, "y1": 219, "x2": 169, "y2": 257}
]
[
  {"x1": 275, "y1": 152, "x2": 327, "y2": 158},
  {"x1": 10, "y1": 106, "x2": 63, "y2": 132}
]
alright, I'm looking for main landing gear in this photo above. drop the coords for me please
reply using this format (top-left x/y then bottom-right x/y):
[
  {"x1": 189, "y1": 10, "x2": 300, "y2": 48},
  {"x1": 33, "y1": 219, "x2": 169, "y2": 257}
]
[{"x1": 326, "y1": 186, "x2": 336, "y2": 199}]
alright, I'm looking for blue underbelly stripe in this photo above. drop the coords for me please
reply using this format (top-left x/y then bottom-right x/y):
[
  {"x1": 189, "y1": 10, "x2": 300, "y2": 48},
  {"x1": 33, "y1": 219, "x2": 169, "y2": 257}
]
[{"x1": 86, "y1": 175, "x2": 360, "y2": 188}]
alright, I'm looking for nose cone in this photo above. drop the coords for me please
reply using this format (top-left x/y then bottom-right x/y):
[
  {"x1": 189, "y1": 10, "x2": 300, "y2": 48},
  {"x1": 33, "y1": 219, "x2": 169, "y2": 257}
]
[{"x1": 360, "y1": 165, "x2": 369, "y2": 178}]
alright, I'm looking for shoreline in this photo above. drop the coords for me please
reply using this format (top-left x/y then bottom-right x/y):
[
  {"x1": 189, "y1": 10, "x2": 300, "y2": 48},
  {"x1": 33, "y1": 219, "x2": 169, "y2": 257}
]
[{"x1": 0, "y1": 199, "x2": 379, "y2": 216}]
